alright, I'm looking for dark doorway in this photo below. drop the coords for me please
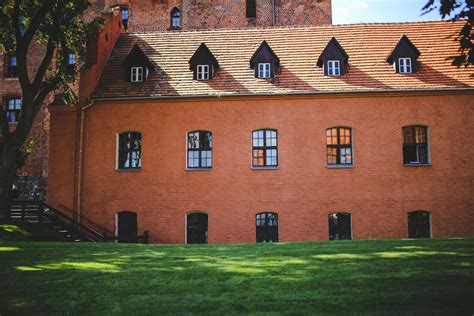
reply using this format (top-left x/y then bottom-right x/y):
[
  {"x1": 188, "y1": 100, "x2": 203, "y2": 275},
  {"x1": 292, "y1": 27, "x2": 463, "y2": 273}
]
[
  {"x1": 329, "y1": 212, "x2": 352, "y2": 240},
  {"x1": 256, "y1": 212, "x2": 278, "y2": 242},
  {"x1": 117, "y1": 211, "x2": 137, "y2": 243},
  {"x1": 187, "y1": 213, "x2": 208, "y2": 244},
  {"x1": 408, "y1": 211, "x2": 431, "y2": 238}
]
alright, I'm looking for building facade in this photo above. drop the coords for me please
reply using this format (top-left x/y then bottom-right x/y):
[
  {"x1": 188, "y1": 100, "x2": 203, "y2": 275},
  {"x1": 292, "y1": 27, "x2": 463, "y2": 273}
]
[
  {"x1": 47, "y1": 19, "x2": 474, "y2": 243},
  {"x1": 1, "y1": 0, "x2": 331, "y2": 199}
]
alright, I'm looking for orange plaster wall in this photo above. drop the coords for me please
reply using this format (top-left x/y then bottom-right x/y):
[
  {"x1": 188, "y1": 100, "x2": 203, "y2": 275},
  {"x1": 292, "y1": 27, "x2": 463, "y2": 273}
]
[{"x1": 48, "y1": 92, "x2": 474, "y2": 243}]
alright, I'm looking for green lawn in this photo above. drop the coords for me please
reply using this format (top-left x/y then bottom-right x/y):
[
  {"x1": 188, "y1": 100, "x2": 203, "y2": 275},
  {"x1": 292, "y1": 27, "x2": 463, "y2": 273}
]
[{"x1": 0, "y1": 238, "x2": 473, "y2": 315}]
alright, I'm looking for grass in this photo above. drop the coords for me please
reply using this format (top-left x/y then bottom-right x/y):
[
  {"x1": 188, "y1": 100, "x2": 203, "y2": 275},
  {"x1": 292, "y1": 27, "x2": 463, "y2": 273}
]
[{"x1": 0, "y1": 238, "x2": 473, "y2": 315}]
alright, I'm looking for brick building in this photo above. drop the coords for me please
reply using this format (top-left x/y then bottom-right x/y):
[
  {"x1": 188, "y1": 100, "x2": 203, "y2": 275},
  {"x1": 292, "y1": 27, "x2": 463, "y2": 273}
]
[
  {"x1": 1, "y1": 0, "x2": 331, "y2": 199},
  {"x1": 47, "y1": 15, "x2": 474, "y2": 243}
]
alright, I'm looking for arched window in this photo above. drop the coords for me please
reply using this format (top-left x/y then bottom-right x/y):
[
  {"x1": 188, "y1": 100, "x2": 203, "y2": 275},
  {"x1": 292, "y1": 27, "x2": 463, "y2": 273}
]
[
  {"x1": 120, "y1": 7, "x2": 129, "y2": 30},
  {"x1": 328, "y1": 212, "x2": 352, "y2": 240},
  {"x1": 408, "y1": 211, "x2": 431, "y2": 238},
  {"x1": 402, "y1": 126, "x2": 429, "y2": 165},
  {"x1": 171, "y1": 8, "x2": 181, "y2": 29},
  {"x1": 116, "y1": 211, "x2": 137, "y2": 243},
  {"x1": 256, "y1": 212, "x2": 278, "y2": 242},
  {"x1": 326, "y1": 127, "x2": 352, "y2": 166},
  {"x1": 5, "y1": 97, "x2": 21, "y2": 123},
  {"x1": 246, "y1": 0, "x2": 256, "y2": 18},
  {"x1": 187, "y1": 212, "x2": 208, "y2": 244},
  {"x1": 187, "y1": 131, "x2": 212, "y2": 169},
  {"x1": 252, "y1": 129, "x2": 278, "y2": 167},
  {"x1": 117, "y1": 132, "x2": 142, "y2": 169}
]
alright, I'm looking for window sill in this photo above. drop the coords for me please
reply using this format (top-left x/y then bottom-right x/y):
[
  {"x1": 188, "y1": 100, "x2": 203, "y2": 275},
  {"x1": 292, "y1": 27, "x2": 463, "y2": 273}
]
[
  {"x1": 252, "y1": 166, "x2": 279, "y2": 170},
  {"x1": 403, "y1": 163, "x2": 432, "y2": 167},
  {"x1": 326, "y1": 165, "x2": 354, "y2": 169},
  {"x1": 116, "y1": 168, "x2": 141, "y2": 172},
  {"x1": 186, "y1": 168, "x2": 212, "y2": 171},
  {"x1": 4, "y1": 77, "x2": 18, "y2": 80}
]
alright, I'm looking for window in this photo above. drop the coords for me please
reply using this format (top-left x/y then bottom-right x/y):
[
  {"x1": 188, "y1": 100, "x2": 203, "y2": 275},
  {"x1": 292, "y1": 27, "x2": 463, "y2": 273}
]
[
  {"x1": 256, "y1": 212, "x2": 278, "y2": 242},
  {"x1": 326, "y1": 127, "x2": 352, "y2": 166},
  {"x1": 6, "y1": 97, "x2": 21, "y2": 123},
  {"x1": 257, "y1": 63, "x2": 270, "y2": 78},
  {"x1": 68, "y1": 53, "x2": 76, "y2": 65},
  {"x1": 329, "y1": 212, "x2": 352, "y2": 240},
  {"x1": 246, "y1": 0, "x2": 257, "y2": 18},
  {"x1": 171, "y1": 8, "x2": 181, "y2": 29},
  {"x1": 187, "y1": 131, "x2": 212, "y2": 169},
  {"x1": 19, "y1": 16, "x2": 26, "y2": 36},
  {"x1": 252, "y1": 129, "x2": 278, "y2": 167},
  {"x1": 327, "y1": 60, "x2": 340, "y2": 76},
  {"x1": 4, "y1": 54, "x2": 17, "y2": 78},
  {"x1": 118, "y1": 132, "x2": 142, "y2": 169},
  {"x1": 402, "y1": 126, "x2": 429, "y2": 165},
  {"x1": 197, "y1": 65, "x2": 210, "y2": 80},
  {"x1": 398, "y1": 58, "x2": 412, "y2": 73},
  {"x1": 121, "y1": 7, "x2": 129, "y2": 30},
  {"x1": 408, "y1": 211, "x2": 431, "y2": 238},
  {"x1": 130, "y1": 67, "x2": 143, "y2": 82}
]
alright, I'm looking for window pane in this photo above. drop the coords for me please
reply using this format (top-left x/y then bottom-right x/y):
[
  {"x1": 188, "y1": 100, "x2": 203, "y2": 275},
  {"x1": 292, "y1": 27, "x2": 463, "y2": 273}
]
[
  {"x1": 403, "y1": 127, "x2": 413, "y2": 144},
  {"x1": 253, "y1": 149, "x2": 264, "y2": 166},
  {"x1": 188, "y1": 132, "x2": 199, "y2": 149},
  {"x1": 327, "y1": 147, "x2": 337, "y2": 165},
  {"x1": 415, "y1": 127, "x2": 426, "y2": 144}
]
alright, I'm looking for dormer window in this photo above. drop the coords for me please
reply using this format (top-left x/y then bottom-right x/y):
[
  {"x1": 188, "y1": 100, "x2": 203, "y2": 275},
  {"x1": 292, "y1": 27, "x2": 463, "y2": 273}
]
[
  {"x1": 250, "y1": 41, "x2": 280, "y2": 81},
  {"x1": 398, "y1": 58, "x2": 412, "y2": 73},
  {"x1": 123, "y1": 44, "x2": 154, "y2": 83},
  {"x1": 189, "y1": 43, "x2": 219, "y2": 80},
  {"x1": 197, "y1": 65, "x2": 210, "y2": 80},
  {"x1": 258, "y1": 63, "x2": 270, "y2": 78},
  {"x1": 171, "y1": 8, "x2": 181, "y2": 29},
  {"x1": 327, "y1": 60, "x2": 341, "y2": 76},
  {"x1": 386, "y1": 35, "x2": 420, "y2": 74},
  {"x1": 131, "y1": 67, "x2": 143, "y2": 82},
  {"x1": 317, "y1": 37, "x2": 349, "y2": 76}
]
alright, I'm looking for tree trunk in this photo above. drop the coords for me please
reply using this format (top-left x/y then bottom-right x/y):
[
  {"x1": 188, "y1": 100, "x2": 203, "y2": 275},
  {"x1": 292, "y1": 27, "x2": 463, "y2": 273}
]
[{"x1": 0, "y1": 150, "x2": 18, "y2": 222}]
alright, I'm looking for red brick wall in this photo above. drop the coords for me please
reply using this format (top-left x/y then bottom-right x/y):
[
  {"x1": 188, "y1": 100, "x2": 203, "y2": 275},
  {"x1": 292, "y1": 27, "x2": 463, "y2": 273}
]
[
  {"x1": 98, "y1": 0, "x2": 331, "y2": 32},
  {"x1": 47, "y1": 91, "x2": 474, "y2": 243}
]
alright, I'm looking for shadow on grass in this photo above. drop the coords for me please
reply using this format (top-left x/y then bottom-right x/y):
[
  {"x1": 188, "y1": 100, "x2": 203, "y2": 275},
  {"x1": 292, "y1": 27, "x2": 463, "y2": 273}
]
[{"x1": 0, "y1": 238, "x2": 473, "y2": 315}]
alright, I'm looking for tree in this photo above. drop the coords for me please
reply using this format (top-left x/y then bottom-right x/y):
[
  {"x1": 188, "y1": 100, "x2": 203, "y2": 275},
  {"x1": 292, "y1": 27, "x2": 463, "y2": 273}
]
[
  {"x1": 0, "y1": 0, "x2": 92, "y2": 219},
  {"x1": 423, "y1": 0, "x2": 474, "y2": 66}
]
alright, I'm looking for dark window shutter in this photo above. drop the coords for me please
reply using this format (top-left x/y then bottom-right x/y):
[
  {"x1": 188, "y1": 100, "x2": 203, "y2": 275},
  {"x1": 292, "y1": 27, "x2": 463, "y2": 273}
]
[{"x1": 193, "y1": 65, "x2": 197, "y2": 80}]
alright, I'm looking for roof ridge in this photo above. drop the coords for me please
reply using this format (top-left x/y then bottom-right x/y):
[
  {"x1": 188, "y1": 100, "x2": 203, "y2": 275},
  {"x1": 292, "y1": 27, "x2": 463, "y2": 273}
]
[{"x1": 122, "y1": 20, "x2": 455, "y2": 36}]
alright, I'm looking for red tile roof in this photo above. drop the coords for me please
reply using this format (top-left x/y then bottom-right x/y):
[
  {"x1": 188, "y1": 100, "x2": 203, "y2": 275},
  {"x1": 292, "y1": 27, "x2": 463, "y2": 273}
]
[{"x1": 92, "y1": 21, "x2": 474, "y2": 99}]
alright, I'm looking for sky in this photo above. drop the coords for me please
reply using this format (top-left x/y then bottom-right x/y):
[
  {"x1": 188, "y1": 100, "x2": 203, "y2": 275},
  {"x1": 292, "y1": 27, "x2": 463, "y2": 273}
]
[{"x1": 332, "y1": 0, "x2": 446, "y2": 24}]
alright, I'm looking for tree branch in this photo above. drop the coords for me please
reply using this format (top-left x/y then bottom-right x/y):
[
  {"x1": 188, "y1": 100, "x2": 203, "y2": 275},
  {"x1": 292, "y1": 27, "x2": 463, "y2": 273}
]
[{"x1": 31, "y1": 38, "x2": 55, "y2": 93}]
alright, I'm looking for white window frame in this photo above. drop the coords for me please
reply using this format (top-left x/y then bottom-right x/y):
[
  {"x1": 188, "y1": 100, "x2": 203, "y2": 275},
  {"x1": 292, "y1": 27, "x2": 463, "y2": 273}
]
[
  {"x1": 131, "y1": 66, "x2": 143, "y2": 82},
  {"x1": 327, "y1": 60, "x2": 341, "y2": 76},
  {"x1": 398, "y1": 58, "x2": 412, "y2": 73},
  {"x1": 258, "y1": 63, "x2": 271, "y2": 78},
  {"x1": 197, "y1": 65, "x2": 210, "y2": 80}
]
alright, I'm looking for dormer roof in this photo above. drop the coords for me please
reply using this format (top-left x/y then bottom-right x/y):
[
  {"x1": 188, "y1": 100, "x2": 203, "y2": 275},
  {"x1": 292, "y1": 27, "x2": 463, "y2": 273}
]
[
  {"x1": 122, "y1": 44, "x2": 154, "y2": 70},
  {"x1": 316, "y1": 37, "x2": 349, "y2": 68},
  {"x1": 386, "y1": 35, "x2": 421, "y2": 64},
  {"x1": 249, "y1": 40, "x2": 280, "y2": 69},
  {"x1": 188, "y1": 43, "x2": 219, "y2": 70}
]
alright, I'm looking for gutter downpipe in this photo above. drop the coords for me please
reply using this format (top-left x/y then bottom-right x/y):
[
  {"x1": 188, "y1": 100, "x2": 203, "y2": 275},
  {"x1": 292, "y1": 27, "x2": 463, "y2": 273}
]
[
  {"x1": 75, "y1": 99, "x2": 94, "y2": 221},
  {"x1": 272, "y1": 0, "x2": 276, "y2": 26}
]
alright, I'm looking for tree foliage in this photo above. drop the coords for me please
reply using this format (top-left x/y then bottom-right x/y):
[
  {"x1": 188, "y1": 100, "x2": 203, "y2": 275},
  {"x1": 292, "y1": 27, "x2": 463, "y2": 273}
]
[
  {"x1": 0, "y1": 0, "x2": 92, "y2": 217},
  {"x1": 423, "y1": 0, "x2": 474, "y2": 66}
]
